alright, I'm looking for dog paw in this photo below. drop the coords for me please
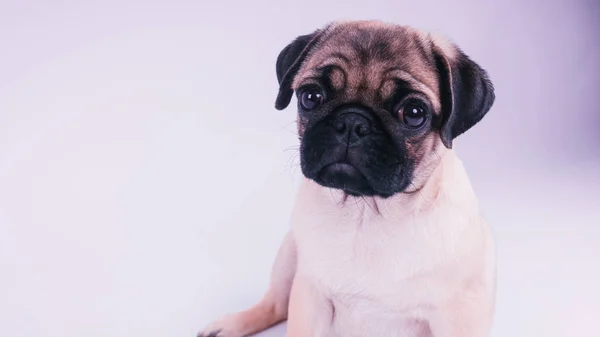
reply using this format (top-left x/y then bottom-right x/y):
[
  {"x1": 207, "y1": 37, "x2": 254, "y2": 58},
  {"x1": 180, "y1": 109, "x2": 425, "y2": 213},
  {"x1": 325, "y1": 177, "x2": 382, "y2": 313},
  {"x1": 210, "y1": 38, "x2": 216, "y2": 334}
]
[
  {"x1": 197, "y1": 315, "x2": 244, "y2": 337},
  {"x1": 197, "y1": 331, "x2": 222, "y2": 337}
]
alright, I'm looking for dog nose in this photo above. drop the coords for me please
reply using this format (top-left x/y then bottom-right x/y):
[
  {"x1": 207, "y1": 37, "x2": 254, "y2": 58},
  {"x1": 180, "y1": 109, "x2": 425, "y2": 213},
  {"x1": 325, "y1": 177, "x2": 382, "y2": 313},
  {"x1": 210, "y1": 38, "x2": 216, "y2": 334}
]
[{"x1": 333, "y1": 113, "x2": 373, "y2": 143}]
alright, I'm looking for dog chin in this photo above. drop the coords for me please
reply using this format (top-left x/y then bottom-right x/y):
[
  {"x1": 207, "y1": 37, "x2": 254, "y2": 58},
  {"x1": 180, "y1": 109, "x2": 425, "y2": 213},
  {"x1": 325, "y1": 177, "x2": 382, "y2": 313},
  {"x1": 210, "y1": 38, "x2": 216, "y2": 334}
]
[
  {"x1": 315, "y1": 162, "x2": 374, "y2": 196},
  {"x1": 308, "y1": 161, "x2": 406, "y2": 198}
]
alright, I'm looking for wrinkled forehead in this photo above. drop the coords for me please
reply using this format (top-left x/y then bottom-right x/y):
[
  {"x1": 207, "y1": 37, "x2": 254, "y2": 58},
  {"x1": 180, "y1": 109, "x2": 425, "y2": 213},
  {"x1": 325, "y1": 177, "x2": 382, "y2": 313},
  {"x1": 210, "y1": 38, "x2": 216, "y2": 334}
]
[{"x1": 292, "y1": 22, "x2": 442, "y2": 111}]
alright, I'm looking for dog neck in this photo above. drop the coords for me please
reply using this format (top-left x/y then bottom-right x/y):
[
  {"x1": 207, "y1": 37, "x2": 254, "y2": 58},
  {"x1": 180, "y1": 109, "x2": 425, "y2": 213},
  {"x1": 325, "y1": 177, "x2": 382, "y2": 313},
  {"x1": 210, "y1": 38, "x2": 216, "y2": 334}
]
[{"x1": 296, "y1": 148, "x2": 478, "y2": 224}]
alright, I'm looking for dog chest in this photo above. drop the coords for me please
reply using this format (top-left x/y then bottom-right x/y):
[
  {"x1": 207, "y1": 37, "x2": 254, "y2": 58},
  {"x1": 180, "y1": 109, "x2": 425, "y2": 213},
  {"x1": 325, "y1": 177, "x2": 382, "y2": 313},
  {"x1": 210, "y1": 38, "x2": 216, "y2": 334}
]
[{"x1": 293, "y1": 214, "x2": 466, "y2": 309}]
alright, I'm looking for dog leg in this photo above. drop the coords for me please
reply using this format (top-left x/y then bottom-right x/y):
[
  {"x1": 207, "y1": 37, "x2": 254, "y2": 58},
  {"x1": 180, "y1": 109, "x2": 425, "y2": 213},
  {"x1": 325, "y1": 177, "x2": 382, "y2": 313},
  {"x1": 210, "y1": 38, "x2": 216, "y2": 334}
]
[
  {"x1": 285, "y1": 275, "x2": 335, "y2": 337},
  {"x1": 198, "y1": 231, "x2": 297, "y2": 337},
  {"x1": 427, "y1": 289, "x2": 495, "y2": 337}
]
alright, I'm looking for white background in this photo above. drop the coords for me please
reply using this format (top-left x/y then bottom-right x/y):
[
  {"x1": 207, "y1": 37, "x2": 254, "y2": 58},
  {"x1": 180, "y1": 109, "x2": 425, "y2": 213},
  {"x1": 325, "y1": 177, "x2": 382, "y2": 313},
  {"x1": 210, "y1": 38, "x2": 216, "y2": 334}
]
[{"x1": 1, "y1": 1, "x2": 599, "y2": 337}]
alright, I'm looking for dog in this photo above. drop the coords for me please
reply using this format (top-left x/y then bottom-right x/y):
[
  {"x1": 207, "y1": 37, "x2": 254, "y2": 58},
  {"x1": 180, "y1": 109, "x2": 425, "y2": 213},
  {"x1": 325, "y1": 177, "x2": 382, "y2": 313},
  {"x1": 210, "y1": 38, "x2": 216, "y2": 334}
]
[{"x1": 198, "y1": 20, "x2": 497, "y2": 337}]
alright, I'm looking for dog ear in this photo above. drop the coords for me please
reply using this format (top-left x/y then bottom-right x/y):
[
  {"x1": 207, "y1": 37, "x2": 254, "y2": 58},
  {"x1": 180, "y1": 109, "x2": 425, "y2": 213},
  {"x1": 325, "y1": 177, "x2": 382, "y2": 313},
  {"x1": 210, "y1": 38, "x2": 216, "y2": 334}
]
[
  {"x1": 432, "y1": 42, "x2": 495, "y2": 149},
  {"x1": 275, "y1": 31, "x2": 324, "y2": 110}
]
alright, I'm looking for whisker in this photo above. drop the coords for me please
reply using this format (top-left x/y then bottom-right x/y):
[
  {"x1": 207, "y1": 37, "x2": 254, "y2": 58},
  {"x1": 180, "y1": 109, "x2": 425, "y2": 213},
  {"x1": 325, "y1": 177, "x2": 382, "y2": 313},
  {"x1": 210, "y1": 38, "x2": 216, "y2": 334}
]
[
  {"x1": 360, "y1": 196, "x2": 379, "y2": 216},
  {"x1": 276, "y1": 120, "x2": 299, "y2": 136}
]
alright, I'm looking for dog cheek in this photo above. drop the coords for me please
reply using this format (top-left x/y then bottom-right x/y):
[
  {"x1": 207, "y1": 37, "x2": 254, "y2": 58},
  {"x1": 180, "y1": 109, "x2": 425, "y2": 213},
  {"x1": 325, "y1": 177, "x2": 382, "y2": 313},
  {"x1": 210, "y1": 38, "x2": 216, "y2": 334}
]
[
  {"x1": 405, "y1": 142, "x2": 424, "y2": 167},
  {"x1": 406, "y1": 133, "x2": 442, "y2": 182},
  {"x1": 297, "y1": 115, "x2": 309, "y2": 139}
]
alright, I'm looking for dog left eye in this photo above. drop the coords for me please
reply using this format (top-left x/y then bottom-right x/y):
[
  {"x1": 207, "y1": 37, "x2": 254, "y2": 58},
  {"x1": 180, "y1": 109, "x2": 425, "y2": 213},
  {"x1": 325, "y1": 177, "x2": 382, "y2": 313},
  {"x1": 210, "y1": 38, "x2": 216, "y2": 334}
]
[
  {"x1": 300, "y1": 89, "x2": 324, "y2": 111},
  {"x1": 402, "y1": 103, "x2": 427, "y2": 128}
]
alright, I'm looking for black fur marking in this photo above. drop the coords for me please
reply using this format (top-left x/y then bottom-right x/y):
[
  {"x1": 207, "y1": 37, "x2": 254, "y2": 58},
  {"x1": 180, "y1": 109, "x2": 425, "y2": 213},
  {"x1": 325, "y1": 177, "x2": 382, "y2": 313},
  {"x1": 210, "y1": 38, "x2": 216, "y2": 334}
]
[
  {"x1": 372, "y1": 38, "x2": 393, "y2": 60},
  {"x1": 385, "y1": 78, "x2": 416, "y2": 110},
  {"x1": 300, "y1": 103, "x2": 409, "y2": 198},
  {"x1": 350, "y1": 29, "x2": 396, "y2": 64},
  {"x1": 350, "y1": 30, "x2": 373, "y2": 65},
  {"x1": 433, "y1": 44, "x2": 495, "y2": 148},
  {"x1": 275, "y1": 30, "x2": 327, "y2": 110}
]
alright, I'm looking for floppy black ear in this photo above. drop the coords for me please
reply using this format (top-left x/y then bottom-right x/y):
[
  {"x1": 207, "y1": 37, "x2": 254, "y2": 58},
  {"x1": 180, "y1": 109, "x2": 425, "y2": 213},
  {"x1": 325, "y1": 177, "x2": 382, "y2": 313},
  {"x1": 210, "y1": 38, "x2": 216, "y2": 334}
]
[
  {"x1": 275, "y1": 31, "x2": 323, "y2": 110},
  {"x1": 433, "y1": 45, "x2": 495, "y2": 148}
]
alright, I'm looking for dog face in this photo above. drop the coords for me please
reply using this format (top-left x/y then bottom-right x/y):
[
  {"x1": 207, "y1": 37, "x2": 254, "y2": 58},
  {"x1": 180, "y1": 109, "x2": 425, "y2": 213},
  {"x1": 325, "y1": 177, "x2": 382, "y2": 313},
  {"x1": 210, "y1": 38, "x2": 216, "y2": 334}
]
[{"x1": 275, "y1": 21, "x2": 495, "y2": 198}]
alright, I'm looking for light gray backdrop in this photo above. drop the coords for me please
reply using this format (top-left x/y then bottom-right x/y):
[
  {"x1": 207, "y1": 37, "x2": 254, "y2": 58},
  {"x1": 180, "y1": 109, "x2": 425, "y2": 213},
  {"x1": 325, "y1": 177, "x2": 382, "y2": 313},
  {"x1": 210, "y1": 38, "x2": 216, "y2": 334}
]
[{"x1": 1, "y1": 1, "x2": 599, "y2": 337}]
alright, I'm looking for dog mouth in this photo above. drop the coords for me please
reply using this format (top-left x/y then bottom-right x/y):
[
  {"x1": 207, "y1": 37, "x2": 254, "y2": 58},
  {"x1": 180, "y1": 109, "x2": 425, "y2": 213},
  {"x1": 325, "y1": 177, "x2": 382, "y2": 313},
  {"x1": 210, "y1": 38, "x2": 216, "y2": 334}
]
[{"x1": 317, "y1": 162, "x2": 374, "y2": 196}]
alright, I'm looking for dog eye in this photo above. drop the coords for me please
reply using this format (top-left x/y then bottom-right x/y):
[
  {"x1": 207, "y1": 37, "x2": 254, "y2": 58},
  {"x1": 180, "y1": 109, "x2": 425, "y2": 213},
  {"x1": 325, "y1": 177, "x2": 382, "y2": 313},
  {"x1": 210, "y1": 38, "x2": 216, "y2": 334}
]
[
  {"x1": 402, "y1": 102, "x2": 427, "y2": 128},
  {"x1": 300, "y1": 89, "x2": 324, "y2": 111}
]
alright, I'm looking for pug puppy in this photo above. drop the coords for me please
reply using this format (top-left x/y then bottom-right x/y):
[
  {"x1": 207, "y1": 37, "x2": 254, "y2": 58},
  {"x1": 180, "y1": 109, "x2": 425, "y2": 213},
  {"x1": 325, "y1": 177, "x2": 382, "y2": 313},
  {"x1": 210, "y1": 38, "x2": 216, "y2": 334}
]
[{"x1": 198, "y1": 20, "x2": 496, "y2": 337}]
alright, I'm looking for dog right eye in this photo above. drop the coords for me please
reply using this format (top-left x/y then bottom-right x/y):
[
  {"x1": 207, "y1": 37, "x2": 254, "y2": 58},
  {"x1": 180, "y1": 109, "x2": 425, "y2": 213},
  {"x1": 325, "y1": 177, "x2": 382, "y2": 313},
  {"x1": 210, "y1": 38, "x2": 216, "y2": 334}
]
[
  {"x1": 401, "y1": 101, "x2": 428, "y2": 128},
  {"x1": 300, "y1": 89, "x2": 324, "y2": 111}
]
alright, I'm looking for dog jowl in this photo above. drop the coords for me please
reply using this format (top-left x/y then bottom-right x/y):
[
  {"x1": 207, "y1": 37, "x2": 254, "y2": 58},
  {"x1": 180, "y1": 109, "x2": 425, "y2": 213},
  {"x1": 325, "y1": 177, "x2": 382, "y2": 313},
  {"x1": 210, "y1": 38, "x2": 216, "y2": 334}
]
[{"x1": 274, "y1": 21, "x2": 495, "y2": 198}]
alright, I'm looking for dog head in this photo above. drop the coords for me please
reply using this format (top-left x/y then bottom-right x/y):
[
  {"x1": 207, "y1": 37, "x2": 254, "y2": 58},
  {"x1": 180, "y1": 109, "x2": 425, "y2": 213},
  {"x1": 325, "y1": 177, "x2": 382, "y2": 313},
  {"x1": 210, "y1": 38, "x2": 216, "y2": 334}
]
[{"x1": 275, "y1": 21, "x2": 495, "y2": 198}]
